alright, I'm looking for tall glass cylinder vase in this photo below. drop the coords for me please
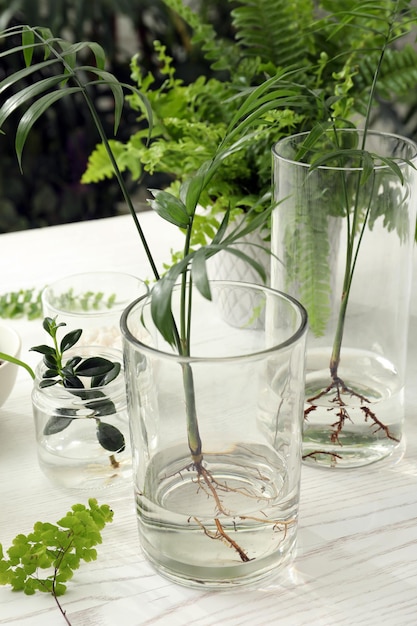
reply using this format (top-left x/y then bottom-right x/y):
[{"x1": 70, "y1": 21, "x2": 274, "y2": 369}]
[
  {"x1": 121, "y1": 281, "x2": 307, "y2": 588},
  {"x1": 272, "y1": 129, "x2": 417, "y2": 469}
]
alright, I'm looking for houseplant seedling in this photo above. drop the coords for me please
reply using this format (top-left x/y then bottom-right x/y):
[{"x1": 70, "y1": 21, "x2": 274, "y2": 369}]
[{"x1": 0, "y1": 317, "x2": 126, "y2": 465}]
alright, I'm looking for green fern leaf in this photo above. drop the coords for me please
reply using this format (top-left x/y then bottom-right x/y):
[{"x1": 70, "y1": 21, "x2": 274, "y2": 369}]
[
  {"x1": 282, "y1": 193, "x2": 334, "y2": 338},
  {"x1": 231, "y1": 0, "x2": 314, "y2": 69},
  {"x1": 81, "y1": 140, "x2": 129, "y2": 183}
]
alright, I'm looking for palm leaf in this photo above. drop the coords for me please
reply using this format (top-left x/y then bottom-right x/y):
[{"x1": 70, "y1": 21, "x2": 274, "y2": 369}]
[
  {"x1": 0, "y1": 76, "x2": 67, "y2": 126},
  {"x1": 14, "y1": 88, "x2": 81, "y2": 169}
]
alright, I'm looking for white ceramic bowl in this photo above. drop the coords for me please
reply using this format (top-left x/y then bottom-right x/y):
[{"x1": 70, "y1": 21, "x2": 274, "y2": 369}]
[{"x1": 0, "y1": 323, "x2": 22, "y2": 407}]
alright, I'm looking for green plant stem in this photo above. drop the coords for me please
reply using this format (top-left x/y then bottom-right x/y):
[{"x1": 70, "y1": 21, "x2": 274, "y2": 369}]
[
  {"x1": 329, "y1": 172, "x2": 376, "y2": 377},
  {"x1": 182, "y1": 362, "x2": 202, "y2": 463},
  {"x1": 60, "y1": 32, "x2": 202, "y2": 464},
  {"x1": 328, "y1": 3, "x2": 398, "y2": 380},
  {"x1": 80, "y1": 53, "x2": 203, "y2": 467},
  {"x1": 0, "y1": 351, "x2": 35, "y2": 379},
  {"x1": 178, "y1": 212, "x2": 203, "y2": 461}
]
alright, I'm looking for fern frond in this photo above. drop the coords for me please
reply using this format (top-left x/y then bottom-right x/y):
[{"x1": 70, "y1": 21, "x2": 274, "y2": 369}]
[
  {"x1": 81, "y1": 140, "x2": 130, "y2": 183},
  {"x1": 283, "y1": 203, "x2": 333, "y2": 338},
  {"x1": 161, "y1": 0, "x2": 238, "y2": 71},
  {"x1": 354, "y1": 44, "x2": 417, "y2": 104},
  {"x1": 231, "y1": 0, "x2": 314, "y2": 69}
]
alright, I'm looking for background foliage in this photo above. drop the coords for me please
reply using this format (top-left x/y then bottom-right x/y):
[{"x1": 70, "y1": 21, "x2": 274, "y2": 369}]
[
  {"x1": 0, "y1": 0, "x2": 229, "y2": 232},
  {"x1": 0, "y1": 0, "x2": 417, "y2": 234}
]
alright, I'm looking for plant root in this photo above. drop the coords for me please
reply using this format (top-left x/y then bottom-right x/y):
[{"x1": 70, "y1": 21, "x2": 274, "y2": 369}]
[
  {"x1": 192, "y1": 516, "x2": 251, "y2": 562},
  {"x1": 301, "y1": 450, "x2": 343, "y2": 466},
  {"x1": 305, "y1": 375, "x2": 398, "y2": 444},
  {"x1": 109, "y1": 454, "x2": 120, "y2": 469},
  {"x1": 361, "y1": 405, "x2": 399, "y2": 441},
  {"x1": 180, "y1": 459, "x2": 291, "y2": 562}
]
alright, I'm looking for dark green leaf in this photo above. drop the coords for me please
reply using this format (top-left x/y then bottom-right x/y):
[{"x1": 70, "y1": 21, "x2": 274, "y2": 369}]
[
  {"x1": 91, "y1": 362, "x2": 121, "y2": 387},
  {"x1": 211, "y1": 206, "x2": 231, "y2": 245},
  {"x1": 191, "y1": 250, "x2": 211, "y2": 300},
  {"x1": 0, "y1": 76, "x2": 71, "y2": 130},
  {"x1": 96, "y1": 422, "x2": 125, "y2": 452},
  {"x1": 150, "y1": 257, "x2": 190, "y2": 346},
  {"x1": 39, "y1": 379, "x2": 58, "y2": 388},
  {"x1": 43, "y1": 354, "x2": 57, "y2": 369},
  {"x1": 64, "y1": 356, "x2": 82, "y2": 370},
  {"x1": 63, "y1": 376, "x2": 84, "y2": 389},
  {"x1": 149, "y1": 189, "x2": 190, "y2": 228},
  {"x1": 179, "y1": 160, "x2": 211, "y2": 215},
  {"x1": 21, "y1": 26, "x2": 35, "y2": 67},
  {"x1": 29, "y1": 344, "x2": 55, "y2": 356},
  {"x1": 80, "y1": 68, "x2": 124, "y2": 134},
  {"x1": 85, "y1": 398, "x2": 117, "y2": 417},
  {"x1": 61, "y1": 364, "x2": 76, "y2": 378},
  {"x1": 15, "y1": 88, "x2": 81, "y2": 170},
  {"x1": 373, "y1": 154, "x2": 405, "y2": 184},
  {"x1": 42, "y1": 317, "x2": 64, "y2": 335},
  {"x1": 0, "y1": 60, "x2": 58, "y2": 98},
  {"x1": 60, "y1": 329, "x2": 82, "y2": 353},
  {"x1": 43, "y1": 368, "x2": 58, "y2": 378},
  {"x1": 43, "y1": 415, "x2": 74, "y2": 436},
  {"x1": 220, "y1": 247, "x2": 268, "y2": 284},
  {"x1": 75, "y1": 357, "x2": 115, "y2": 377}
]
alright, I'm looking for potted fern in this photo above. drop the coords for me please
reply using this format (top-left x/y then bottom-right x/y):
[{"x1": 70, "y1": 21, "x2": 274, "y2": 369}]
[{"x1": 81, "y1": 0, "x2": 417, "y2": 270}]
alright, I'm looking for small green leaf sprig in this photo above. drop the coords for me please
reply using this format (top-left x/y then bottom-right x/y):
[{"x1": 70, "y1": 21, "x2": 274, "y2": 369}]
[
  {"x1": 31, "y1": 317, "x2": 125, "y2": 456},
  {"x1": 0, "y1": 287, "x2": 118, "y2": 320},
  {"x1": 0, "y1": 499, "x2": 113, "y2": 626},
  {"x1": 0, "y1": 288, "x2": 43, "y2": 320}
]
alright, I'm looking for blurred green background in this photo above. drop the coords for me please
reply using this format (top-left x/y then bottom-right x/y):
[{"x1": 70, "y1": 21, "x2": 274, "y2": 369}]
[
  {"x1": 1, "y1": 0, "x2": 416, "y2": 233},
  {"x1": 0, "y1": 0, "x2": 230, "y2": 232}
]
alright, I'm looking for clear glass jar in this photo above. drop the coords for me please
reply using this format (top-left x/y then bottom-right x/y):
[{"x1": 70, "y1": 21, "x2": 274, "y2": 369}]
[
  {"x1": 121, "y1": 281, "x2": 307, "y2": 588},
  {"x1": 41, "y1": 271, "x2": 147, "y2": 349},
  {"x1": 31, "y1": 346, "x2": 131, "y2": 489},
  {"x1": 272, "y1": 129, "x2": 417, "y2": 468}
]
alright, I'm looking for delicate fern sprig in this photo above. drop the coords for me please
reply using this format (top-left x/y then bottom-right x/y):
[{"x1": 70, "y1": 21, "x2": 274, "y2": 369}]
[{"x1": 0, "y1": 499, "x2": 113, "y2": 626}]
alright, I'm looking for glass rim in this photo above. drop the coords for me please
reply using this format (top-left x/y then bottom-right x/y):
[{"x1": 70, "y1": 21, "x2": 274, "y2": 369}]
[
  {"x1": 120, "y1": 280, "x2": 308, "y2": 363},
  {"x1": 272, "y1": 128, "x2": 417, "y2": 172}
]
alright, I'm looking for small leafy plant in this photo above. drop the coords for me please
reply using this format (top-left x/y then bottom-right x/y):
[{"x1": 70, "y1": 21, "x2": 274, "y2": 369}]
[
  {"x1": 31, "y1": 317, "x2": 126, "y2": 463},
  {"x1": 0, "y1": 317, "x2": 126, "y2": 464},
  {"x1": 0, "y1": 499, "x2": 114, "y2": 626}
]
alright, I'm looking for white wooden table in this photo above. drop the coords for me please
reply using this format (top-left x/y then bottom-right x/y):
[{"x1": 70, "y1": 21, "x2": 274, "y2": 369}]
[{"x1": 1, "y1": 212, "x2": 417, "y2": 626}]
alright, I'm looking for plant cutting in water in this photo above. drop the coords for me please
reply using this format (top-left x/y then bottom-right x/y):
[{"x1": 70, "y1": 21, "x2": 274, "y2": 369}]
[
  {"x1": 0, "y1": 24, "x2": 307, "y2": 565},
  {"x1": 277, "y1": 0, "x2": 417, "y2": 463},
  {"x1": 0, "y1": 499, "x2": 113, "y2": 626},
  {"x1": 0, "y1": 317, "x2": 125, "y2": 468}
]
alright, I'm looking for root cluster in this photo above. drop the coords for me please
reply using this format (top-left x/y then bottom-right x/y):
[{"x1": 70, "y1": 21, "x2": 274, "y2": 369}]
[
  {"x1": 184, "y1": 460, "x2": 293, "y2": 562},
  {"x1": 304, "y1": 375, "x2": 399, "y2": 449}
]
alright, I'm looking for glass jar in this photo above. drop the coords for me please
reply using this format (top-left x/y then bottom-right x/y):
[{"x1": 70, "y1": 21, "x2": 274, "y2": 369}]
[
  {"x1": 121, "y1": 280, "x2": 307, "y2": 588},
  {"x1": 41, "y1": 271, "x2": 148, "y2": 349},
  {"x1": 31, "y1": 346, "x2": 131, "y2": 489},
  {"x1": 272, "y1": 129, "x2": 417, "y2": 468}
]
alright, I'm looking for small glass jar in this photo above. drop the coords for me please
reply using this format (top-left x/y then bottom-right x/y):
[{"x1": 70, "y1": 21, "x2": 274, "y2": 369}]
[
  {"x1": 41, "y1": 271, "x2": 148, "y2": 349},
  {"x1": 31, "y1": 347, "x2": 131, "y2": 489}
]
